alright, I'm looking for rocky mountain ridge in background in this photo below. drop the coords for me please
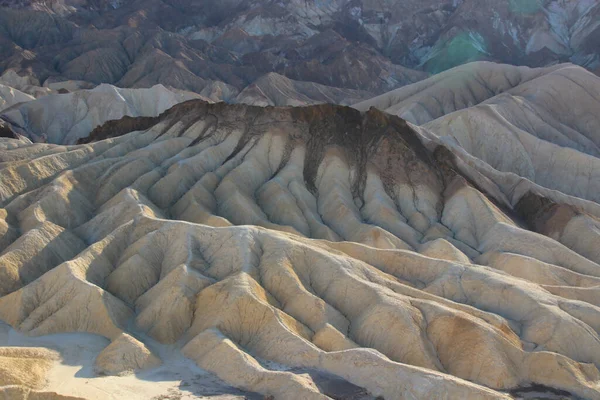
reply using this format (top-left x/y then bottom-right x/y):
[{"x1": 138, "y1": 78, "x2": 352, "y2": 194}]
[{"x1": 0, "y1": 0, "x2": 598, "y2": 104}]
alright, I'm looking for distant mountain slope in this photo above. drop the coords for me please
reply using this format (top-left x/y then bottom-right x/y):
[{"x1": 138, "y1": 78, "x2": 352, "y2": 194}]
[
  {"x1": 235, "y1": 72, "x2": 374, "y2": 107},
  {"x1": 353, "y1": 61, "x2": 566, "y2": 124},
  {"x1": 0, "y1": 0, "x2": 598, "y2": 102},
  {"x1": 0, "y1": 84, "x2": 204, "y2": 143}
]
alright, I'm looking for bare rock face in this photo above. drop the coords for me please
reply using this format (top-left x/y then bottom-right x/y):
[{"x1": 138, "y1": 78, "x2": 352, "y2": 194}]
[{"x1": 0, "y1": 88, "x2": 600, "y2": 399}]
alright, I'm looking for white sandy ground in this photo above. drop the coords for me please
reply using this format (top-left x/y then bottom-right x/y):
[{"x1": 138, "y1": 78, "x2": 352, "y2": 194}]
[
  {"x1": 0, "y1": 321, "x2": 257, "y2": 400},
  {"x1": 0, "y1": 318, "x2": 574, "y2": 400},
  {"x1": 0, "y1": 321, "x2": 379, "y2": 400}
]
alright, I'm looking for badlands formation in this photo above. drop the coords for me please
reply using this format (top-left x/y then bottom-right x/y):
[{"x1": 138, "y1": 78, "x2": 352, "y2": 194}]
[
  {"x1": 0, "y1": 75, "x2": 373, "y2": 147},
  {"x1": 354, "y1": 62, "x2": 600, "y2": 209},
  {"x1": 1, "y1": 0, "x2": 599, "y2": 105},
  {"x1": 0, "y1": 61, "x2": 599, "y2": 399},
  {"x1": 0, "y1": 84, "x2": 204, "y2": 144}
]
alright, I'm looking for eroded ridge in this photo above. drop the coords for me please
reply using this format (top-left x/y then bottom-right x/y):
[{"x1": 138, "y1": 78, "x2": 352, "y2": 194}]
[{"x1": 0, "y1": 100, "x2": 599, "y2": 399}]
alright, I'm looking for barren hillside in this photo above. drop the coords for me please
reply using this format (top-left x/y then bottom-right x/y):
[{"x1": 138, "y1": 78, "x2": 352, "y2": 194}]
[
  {"x1": 1, "y1": 0, "x2": 599, "y2": 106},
  {"x1": 0, "y1": 78, "x2": 599, "y2": 397}
]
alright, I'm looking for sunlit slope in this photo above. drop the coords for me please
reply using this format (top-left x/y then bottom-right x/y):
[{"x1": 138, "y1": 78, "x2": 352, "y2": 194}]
[{"x1": 0, "y1": 100, "x2": 599, "y2": 399}]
